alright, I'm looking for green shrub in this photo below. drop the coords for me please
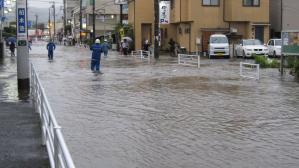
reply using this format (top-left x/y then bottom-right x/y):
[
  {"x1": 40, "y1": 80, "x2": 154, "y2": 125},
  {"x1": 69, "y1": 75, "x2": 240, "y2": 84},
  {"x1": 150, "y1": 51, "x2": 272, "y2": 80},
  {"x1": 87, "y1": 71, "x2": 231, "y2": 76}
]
[
  {"x1": 254, "y1": 55, "x2": 280, "y2": 68},
  {"x1": 285, "y1": 56, "x2": 299, "y2": 77},
  {"x1": 255, "y1": 55, "x2": 268, "y2": 68}
]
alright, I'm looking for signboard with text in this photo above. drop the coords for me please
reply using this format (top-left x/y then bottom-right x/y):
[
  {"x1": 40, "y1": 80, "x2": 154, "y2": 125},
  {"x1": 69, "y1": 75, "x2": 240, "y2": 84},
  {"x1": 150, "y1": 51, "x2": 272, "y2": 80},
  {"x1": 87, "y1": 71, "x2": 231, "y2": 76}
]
[
  {"x1": 114, "y1": 0, "x2": 128, "y2": 5},
  {"x1": 17, "y1": 0, "x2": 27, "y2": 41},
  {"x1": 0, "y1": 0, "x2": 4, "y2": 8},
  {"x1": 282, "y1": 31, "x2": 299, "y2": 56},
  {"x1": 159, "y1": 1, "x2": 170, "y2": 24}
]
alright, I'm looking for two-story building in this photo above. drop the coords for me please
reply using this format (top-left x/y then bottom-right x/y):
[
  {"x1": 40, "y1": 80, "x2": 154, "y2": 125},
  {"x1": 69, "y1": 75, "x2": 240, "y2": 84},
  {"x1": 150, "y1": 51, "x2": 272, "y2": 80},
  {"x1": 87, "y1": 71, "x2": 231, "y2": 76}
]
[{"x1": 129, "y1": 0, "x2": 270, "y2": 53}]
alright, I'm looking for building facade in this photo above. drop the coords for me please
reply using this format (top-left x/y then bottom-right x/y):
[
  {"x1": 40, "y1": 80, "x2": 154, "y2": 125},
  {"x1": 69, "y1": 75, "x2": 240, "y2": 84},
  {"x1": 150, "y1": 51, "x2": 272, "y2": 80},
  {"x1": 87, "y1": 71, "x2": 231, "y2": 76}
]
[
  {"x1": 129, "y1": 0, "x2": 270, "y2": 53},
  {"x1": 270, "y1": 0, "x2": 299, "y2": 38}
]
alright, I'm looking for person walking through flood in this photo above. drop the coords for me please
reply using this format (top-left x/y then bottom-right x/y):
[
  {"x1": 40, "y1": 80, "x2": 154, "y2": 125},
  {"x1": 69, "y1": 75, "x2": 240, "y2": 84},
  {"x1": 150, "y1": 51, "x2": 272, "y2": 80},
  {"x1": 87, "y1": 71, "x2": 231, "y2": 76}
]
[
  {"x1": 9, "y1": 42, "x2": 16, "y2": 57},
  {"x1": 47, "y1": 40, "x2": 56, "y2": 60},
  {"x1": 122, "y1": 39, "x2": 129, "y2": 56},
  {"x1": 102, "y1": 39, "x2": 110, "y2": 58},
  {"x1": 90, "y1": 39, "x2": 103, "y2": 73}
]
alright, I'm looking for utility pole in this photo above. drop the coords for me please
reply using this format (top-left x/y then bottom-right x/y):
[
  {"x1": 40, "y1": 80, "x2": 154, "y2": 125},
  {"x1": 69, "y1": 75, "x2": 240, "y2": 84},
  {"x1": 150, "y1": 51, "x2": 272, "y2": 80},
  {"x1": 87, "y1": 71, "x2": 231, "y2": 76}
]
[
  {"x1": 120, "y1": 4, "x2": 123, "y2": 26},
  {"x1": 92, "y1": 0, "x2": 95, "y2": 42},
  {"x1": 63, "y1": 0, "x2": 66, "y2": 36},
  {"x1": 0, "y1": 2, "x2": 4, "y2": 58},
  {"x1": 80, "y1": 0, "x2": 82, "y2": 43},
  {"x1": 49, "y1": 7, "x2": 51, "y2": 39},
  {"x1": 16, "y1": 0, "x2": 30, "y2": 95},
  {"x1": 53, "y1": 2, "x2": 56, "y2": 40},
  {"x1": 35, "y1": 14, "x2": 38, "y2": 41},
  {"x1": 280, "y1": 0, "x2": 284, "y2": 76},
  {"x1": 50, "y1": 1, "x2": 56, "y2": 41},
  {"x1": 154, "y1": 0, "x2": 160, "y2": 59}
]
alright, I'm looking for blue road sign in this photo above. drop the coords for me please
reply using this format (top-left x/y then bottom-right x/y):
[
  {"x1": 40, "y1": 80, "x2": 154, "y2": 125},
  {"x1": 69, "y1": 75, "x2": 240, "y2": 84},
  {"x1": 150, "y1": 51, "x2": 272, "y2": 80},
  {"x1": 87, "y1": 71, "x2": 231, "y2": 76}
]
[
  {"x1": 18, "y1": 8, "x2": 26, "y2": 34},
  {"x1": 0, "y1": 0, "x2": 4, "y2": 8},
  {"x1": 28, "y1": 21, "x2": 32, "y2": 28}
]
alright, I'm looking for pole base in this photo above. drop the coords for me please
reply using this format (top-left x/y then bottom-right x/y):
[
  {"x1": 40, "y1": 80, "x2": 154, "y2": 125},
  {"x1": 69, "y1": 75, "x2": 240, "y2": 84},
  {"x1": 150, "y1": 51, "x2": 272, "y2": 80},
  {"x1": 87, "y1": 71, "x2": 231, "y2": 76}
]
[{"x1": 18, "y1": 78, "x2": 30, "y2": 100}]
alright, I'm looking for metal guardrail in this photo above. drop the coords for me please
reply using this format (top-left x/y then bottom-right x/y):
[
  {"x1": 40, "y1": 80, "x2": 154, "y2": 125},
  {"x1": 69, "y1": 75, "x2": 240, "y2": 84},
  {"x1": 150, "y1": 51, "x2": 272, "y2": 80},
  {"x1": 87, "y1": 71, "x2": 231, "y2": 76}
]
[
  {"x1": 131, "y1": 50, "x2": 151, "y2": 63},
  {"x1": 240, "y1": 62, "x2": 260, "y2": 80},
  {"x1": 30, "y1": 63, "x2": 76, "y2": 168},
  {"x1": 178, "y1": 54, "x2": 200, "y2": 69}
]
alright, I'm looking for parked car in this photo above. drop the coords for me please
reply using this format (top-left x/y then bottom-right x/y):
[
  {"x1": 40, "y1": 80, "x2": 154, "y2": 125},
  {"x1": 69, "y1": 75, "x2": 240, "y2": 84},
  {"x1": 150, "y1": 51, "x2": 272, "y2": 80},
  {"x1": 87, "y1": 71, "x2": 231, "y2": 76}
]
[
  {"x1": 235, "y1": 39, "x2": 268, "y2": 58},
  {"x1": 208, "y1": 34, "x2": 230, "y2": 58},
  {"x1": 267, "y1": 39, "x2": 281, "y2": 57}
]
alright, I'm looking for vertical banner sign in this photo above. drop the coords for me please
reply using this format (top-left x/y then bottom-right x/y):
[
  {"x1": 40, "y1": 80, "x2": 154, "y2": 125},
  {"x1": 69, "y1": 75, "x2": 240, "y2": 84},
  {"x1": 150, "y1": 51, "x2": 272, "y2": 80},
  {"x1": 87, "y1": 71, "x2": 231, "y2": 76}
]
[
  {"x1": 17, "y1": 0, "x2": 27, "y2": 44},
  {"x1": 159, "y1": 1, "x2": 170, "y2": 24}
]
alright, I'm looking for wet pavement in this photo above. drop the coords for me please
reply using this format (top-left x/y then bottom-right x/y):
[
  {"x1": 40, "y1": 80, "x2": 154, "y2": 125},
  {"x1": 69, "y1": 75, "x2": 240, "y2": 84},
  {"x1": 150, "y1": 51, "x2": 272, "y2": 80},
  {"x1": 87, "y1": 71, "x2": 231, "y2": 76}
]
[
  {"x1": 31, "y1": 42, "x2": 299, "y2": 168},
  {"x1": 0, "y1": 48, "x2": 49, "y2": 167}
]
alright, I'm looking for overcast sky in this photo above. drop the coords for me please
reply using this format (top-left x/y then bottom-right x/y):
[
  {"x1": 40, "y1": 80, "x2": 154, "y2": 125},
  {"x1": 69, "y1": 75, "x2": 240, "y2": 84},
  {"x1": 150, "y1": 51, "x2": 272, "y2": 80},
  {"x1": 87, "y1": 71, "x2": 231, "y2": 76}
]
[
  {"x1": 28, "y1": 0, "x2": 63, "y2": 8},
  {"x1": 27, "y1": 0, "x2": 64, "y2": 23}
]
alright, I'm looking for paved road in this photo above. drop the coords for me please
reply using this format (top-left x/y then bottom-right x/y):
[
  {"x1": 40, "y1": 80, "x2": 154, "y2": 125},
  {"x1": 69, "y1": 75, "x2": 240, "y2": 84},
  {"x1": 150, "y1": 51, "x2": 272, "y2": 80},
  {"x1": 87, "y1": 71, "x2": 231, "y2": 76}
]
[
  {"x1": 31, "y1": 42, "x2": 299, "y2": 168},
  {"x1": 0, "y1": 51, "x2": 49, "y2": 168}
]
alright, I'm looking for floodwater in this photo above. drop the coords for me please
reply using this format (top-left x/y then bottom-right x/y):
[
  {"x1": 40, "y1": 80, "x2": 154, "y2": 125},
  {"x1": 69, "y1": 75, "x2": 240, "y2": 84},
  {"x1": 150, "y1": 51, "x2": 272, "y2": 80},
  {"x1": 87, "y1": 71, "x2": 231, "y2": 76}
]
[
  {"x1": 0, "y1": 49, "x2": 18, "y2": 102},
  {"x1": 30, "y1": 42, "x2": 299, "y2": 168}
]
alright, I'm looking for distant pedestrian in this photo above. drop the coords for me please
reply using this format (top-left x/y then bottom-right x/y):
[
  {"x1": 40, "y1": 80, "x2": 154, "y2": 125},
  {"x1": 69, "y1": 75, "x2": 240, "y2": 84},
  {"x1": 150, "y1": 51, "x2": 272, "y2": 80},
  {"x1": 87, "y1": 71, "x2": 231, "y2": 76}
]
[
  {"x1": 28, "y1": 40, "x2": 32, "y2": 50},
  {"x1": 122, "y1": 39, "x2": 129, "y2": 56},
  {"x1": 102, "y1": 39, "x2": 110, "y2": 58},
  {"x1": 47, "y1": 40, "x2": 56, "y2": 60},
  {"x1": 90, "y1": 39, "x2": 103, "y2": 73},
  {"x1": 168, "y1": 38, "x2": 175, "y2": 57},
  {"x1": 63, "y1": 37, "x2": 67, "y2": 46},
  {"x1": 143, "y1": 40, "x2": 150, "y2": 51},
  {"x1": 9, "y1": 42, "x2": 16, "y2": 57}
]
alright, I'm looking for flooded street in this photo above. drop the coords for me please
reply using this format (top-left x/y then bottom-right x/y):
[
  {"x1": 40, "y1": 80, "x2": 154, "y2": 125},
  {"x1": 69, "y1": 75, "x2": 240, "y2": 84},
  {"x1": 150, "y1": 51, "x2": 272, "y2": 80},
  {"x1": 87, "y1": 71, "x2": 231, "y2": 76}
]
[{"x1": 30, "y1": 42, "x2": 299, "y2": 168}]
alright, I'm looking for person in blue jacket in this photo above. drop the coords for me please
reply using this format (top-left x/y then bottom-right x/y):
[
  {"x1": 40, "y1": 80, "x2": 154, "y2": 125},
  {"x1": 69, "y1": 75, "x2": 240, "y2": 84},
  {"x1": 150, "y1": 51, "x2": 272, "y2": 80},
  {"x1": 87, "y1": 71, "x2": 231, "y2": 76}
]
[
  {"x1": 102, "y1": 39, "x2": 110, "y2": 58},
  {"x1": 47, "y1": 40, "x2": 56, "y2": 60},
  {"x1": 90, "y1": 39, "x2": 103, "y2": 73}
]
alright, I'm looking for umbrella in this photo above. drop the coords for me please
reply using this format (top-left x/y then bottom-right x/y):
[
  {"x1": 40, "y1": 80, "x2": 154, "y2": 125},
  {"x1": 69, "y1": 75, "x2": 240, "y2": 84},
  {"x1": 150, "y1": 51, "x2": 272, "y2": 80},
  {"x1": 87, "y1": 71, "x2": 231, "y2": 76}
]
[
  {"x1": 6, "y1": 37, "x2": 16, "y2": 43},
  {"x1": 122, "y1": 37, "x2": 133, "y2": 42}
]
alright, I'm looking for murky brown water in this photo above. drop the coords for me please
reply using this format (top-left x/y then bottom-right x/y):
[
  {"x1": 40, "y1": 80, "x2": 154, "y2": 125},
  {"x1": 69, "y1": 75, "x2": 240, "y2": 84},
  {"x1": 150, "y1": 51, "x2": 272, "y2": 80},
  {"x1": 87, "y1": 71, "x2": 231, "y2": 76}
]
[{"x1": 28, "y1": 42, "x2": 299, "y2": 168}]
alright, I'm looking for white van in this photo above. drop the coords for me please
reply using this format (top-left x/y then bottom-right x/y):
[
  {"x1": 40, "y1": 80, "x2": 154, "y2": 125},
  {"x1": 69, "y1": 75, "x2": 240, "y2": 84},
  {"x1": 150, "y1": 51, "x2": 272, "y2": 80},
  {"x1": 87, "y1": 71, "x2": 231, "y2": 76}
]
[{"x1": 208, "y1": 34, "x2": 230, "y2": 58}]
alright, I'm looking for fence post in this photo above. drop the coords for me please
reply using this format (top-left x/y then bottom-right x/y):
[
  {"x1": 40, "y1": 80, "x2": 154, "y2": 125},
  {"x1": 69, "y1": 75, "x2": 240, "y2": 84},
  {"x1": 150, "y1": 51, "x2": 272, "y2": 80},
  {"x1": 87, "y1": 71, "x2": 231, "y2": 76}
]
[
  {"x1": 197, "y1": 55, "x2": 200, "y2": 69},
  {"x1": 257, "y1": 64, "x2": 260, "y2": 80},
  {"x1": 54, "y1": 127, "x2": 62, "y2": 168},
  {"x1": 40, "y1": 94, "x2": 46, "y2": 146},
  {"x1": 240, "y1": 62, "x2": 243, "y2": 77}
]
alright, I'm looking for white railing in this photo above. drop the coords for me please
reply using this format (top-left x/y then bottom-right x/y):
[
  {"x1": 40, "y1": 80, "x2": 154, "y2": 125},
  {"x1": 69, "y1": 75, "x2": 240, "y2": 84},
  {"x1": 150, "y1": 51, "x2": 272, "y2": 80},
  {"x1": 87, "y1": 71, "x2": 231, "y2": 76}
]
[
  {"x1": 178, "y1": 54, "x2": 200, "y2": 69},
  {"x1": 240, "y1": 62, "x2": 260, "y2": 80},
  {"x1": 131, "y1": 50, "x2": 151, "y2": 63},
  {"x1": 30, "y1": 63, "x2": 76, "y2": 168}
]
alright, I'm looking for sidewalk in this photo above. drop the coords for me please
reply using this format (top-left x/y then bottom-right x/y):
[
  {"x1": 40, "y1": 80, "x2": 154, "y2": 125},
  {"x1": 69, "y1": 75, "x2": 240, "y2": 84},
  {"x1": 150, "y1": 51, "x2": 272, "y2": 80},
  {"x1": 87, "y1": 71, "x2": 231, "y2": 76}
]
[{"x1": 0, "y1": 54, "x2": 49, "y2": 167}]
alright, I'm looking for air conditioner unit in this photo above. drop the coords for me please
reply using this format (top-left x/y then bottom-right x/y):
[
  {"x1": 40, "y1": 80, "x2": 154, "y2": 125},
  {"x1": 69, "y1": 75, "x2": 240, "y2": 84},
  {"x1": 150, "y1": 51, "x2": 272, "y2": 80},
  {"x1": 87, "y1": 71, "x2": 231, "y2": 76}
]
[{"x1": 230, "y1": 27, "x2": 238, "y2": 33}]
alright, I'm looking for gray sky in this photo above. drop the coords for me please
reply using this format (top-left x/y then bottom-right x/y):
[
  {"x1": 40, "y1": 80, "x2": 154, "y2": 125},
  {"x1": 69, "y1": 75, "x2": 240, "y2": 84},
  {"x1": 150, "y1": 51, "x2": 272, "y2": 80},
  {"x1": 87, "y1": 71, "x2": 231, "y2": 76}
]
[
  {"x1": 27, "y1": 0, "x2": 64, "y2": 23},
  {"x1": 28, "y1": 0, "x2": 63, "y2": 8}
]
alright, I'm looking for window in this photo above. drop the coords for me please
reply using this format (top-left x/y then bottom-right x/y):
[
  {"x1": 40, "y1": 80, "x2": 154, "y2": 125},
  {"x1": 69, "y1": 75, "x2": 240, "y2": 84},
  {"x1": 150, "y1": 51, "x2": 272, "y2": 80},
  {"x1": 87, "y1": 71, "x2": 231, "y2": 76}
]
[
  {"x1": 202, "y1": 0, "x2": 219, "y2": 6},
  {"x1": 268, "y1": 40, "x2": 274, "y2": 46},
  {"x1": 243, "y1": 0, "x2": 260, "y2": 6},
  {"x1": 275, "y1": 40, "x2": 282, "y2": 46}
]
